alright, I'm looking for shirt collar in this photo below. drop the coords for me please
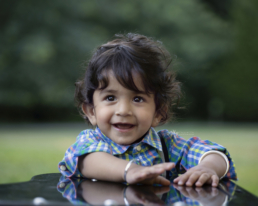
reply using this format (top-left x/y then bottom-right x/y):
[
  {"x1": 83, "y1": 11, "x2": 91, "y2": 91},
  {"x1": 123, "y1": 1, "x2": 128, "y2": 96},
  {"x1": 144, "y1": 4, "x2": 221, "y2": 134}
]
[
  {"x1": 93, "y1": 127, "x2": 162, "y2": 155},
  {"x1": 142, "y1": 127, "x2": 162, "y2": 152}
]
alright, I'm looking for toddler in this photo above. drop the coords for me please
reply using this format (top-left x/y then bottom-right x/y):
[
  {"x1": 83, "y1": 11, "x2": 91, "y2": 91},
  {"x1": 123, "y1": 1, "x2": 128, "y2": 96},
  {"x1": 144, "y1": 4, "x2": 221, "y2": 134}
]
[{"x1": 59, "y1": 33, "x2": 237, "y2": 186}]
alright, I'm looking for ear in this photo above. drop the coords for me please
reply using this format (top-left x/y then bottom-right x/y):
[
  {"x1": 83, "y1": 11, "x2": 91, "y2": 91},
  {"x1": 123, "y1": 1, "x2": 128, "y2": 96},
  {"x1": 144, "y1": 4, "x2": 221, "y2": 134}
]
[
  {"x1": 81, "y1": 103, "x2": 97, "y2": 126},
  {"x1": 151, "y1": 105, "x2": 168, "y2": 127},
  {"x1": 151, "y1": 113, "x2": 162, "y2": 127}
]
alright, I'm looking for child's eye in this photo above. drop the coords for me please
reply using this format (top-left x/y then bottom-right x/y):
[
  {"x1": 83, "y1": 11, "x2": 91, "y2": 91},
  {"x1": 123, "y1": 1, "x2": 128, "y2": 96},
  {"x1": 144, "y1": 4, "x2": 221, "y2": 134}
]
[
  {"x1": 106, "y1": 95, "x2": 116, "y2": 101},
  {"x1": 133, "y1": 96, "x2": 144, "y2": 103}
]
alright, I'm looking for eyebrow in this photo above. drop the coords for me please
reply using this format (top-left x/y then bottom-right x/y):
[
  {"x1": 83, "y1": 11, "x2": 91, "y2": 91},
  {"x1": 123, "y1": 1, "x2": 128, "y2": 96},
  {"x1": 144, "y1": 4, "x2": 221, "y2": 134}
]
[
  {"x1": 99, "y1": 89, "x2": 151, "y2": 96},
  {"x1": 99, "y1": 89, "x2": 117, "y2": 94}
]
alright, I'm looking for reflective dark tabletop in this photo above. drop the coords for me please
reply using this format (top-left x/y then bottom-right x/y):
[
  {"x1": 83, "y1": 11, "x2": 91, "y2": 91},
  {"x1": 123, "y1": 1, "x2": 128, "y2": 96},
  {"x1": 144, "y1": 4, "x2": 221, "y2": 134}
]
[{"x1": 0, "y1": 173, "x2": 257, "y2": 205}]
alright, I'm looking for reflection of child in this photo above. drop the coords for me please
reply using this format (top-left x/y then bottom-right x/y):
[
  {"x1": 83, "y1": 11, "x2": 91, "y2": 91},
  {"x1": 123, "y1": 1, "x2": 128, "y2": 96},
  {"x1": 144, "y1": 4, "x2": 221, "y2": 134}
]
[
  {"x1": 57, "y1": 176, "x2": 234, "y2": 205},
  {"x1": 58, "y1": 33, "x2": 237, "y2": 186}
]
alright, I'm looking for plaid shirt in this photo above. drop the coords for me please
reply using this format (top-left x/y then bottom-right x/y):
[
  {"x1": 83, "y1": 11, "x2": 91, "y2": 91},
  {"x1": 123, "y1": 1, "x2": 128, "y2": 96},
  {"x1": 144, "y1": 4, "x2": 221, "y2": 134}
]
[{"x1": 58, "y1": 127, "x2": 237, "y2": 180}]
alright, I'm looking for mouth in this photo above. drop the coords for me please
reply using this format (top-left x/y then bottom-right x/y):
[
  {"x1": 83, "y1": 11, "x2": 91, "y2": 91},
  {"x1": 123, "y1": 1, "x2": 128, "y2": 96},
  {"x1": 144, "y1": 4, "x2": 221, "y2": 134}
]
[{"x1": 113, "y1": 123, "x2": 135, "y2": 130}]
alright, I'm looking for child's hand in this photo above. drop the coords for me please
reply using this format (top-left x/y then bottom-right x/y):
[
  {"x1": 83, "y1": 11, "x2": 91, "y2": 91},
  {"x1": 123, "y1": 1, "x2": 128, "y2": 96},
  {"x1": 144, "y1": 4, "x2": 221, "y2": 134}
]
[
  {"x1": 174, "y1": 153, "x2": 228, "y2": 187},
  {"x1": 173, "y1": 164, "x2": 219, "y2": 187},
  {"x1": 126, "y1": 162, "x2": 175, "y2": 186}
]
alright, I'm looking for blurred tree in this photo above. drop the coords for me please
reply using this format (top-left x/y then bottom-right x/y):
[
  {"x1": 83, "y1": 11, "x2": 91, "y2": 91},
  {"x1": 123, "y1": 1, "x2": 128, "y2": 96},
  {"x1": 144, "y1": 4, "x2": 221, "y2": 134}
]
[
  {"x1": 0, "y1": 0, "x2": 256, "y2": 122},
  {"x1": 200, "y1": 0, "x2": 232, "y2": 19},
  {"x1": 209, "y1": 0, "x2": 258, "y2": 121}
]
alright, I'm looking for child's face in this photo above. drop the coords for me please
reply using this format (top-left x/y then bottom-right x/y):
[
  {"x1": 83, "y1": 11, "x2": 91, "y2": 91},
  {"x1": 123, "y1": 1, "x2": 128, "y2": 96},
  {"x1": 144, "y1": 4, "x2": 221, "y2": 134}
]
[{"x1": 83, "y1": 71, "x2": 160, "y2": 145}]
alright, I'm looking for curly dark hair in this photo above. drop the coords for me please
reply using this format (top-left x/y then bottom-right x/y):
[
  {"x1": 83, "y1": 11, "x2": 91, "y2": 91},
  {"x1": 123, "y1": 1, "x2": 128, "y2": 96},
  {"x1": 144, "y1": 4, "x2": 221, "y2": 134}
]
[{"x1": 75, "y1": 33, "x2": 181, "y2": 125}]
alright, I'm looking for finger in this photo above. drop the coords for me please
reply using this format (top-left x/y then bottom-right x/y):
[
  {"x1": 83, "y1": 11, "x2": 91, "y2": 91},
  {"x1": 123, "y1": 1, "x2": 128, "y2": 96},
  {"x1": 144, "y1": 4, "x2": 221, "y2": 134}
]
[
  {"x1": 128, "y1": 163, "x2": 174, "y2": 185},
  {"x1": 211, "y1": 175, "x2": 219, "y2": 187},
  {"x1": 173, "y1": 176, "x2": 180, "y2": 183},
  {"x1": 136, "y1": 167, "x2": 164, "y2": 180},
  {"x1": 153, "y1": 176, "x2": 171, "y2": 186},
  {"x1": 173, "y1": 174, "x2": 184, "y2": 183},
  {"x1": 141, "y1": 166, "x2": 165, "y2": 177},
  {"x1": 127, "y1": 168, "x2": 158, "y2": 184},
  {"x1": 144, "y1": 163, "x2": 174, "y2": 178},
  {"x1": 153, "y1": 162, "x2": 175, "y2": 171},
  {"x1": 127, "y1": 164, "x2": 170, "y2": 184},
  {"x1": 133, "y1": 173, "x2": 158, "y2": 184},
  {"x1": 186, "y1": 172, "x2": 202, "y2": 187},
  {"x1": 173, "y1": 177, "x2": 179, "y2": 183},
  {"x1": 164, "y1": 162, "x2": 175, "y2": 170},
  {"x1": 195, "y1": 173, "x2": 211, "y2": 187},
  {"x1": 137, "y1": 170, "x2": 170, "y2": 186},
  {"x1": 174, "y1": 172, "x2": 191, "y2": 185}
]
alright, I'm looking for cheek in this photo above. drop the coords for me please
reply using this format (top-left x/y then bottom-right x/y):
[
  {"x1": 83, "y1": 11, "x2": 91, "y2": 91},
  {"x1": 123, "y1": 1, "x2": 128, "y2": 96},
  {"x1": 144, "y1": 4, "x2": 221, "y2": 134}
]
[
  {"x1": 95, "y1": 107, "x2": 113, "y2": 122},
  {"x1": 137, "y1": 108, "x2": 156, "y2": 124}
]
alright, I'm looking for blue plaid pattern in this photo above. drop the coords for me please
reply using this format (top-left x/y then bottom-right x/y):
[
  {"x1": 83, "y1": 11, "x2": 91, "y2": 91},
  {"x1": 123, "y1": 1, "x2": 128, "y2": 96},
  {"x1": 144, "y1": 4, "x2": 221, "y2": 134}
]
[{"x1": 58, "y1": 127, "x2": 237, "y2": 180}]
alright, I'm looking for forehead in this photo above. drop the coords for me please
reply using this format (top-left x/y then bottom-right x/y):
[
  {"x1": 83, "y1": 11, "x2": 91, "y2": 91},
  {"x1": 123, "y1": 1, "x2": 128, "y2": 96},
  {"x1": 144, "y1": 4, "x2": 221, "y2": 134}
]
[{"x1": 100, "y1": 70, "x2": 146, "y2": 92}]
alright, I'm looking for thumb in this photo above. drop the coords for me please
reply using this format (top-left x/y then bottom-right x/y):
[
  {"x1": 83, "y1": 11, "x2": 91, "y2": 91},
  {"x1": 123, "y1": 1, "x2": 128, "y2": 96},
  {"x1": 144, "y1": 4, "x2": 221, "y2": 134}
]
[{"x1": 153, "y1": 175, "x2": 171, "y2": 186}]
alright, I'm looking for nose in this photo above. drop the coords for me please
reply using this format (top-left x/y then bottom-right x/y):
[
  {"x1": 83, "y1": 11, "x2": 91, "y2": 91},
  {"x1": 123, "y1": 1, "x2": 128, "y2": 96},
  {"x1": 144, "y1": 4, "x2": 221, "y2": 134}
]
[{"x1": 115, "y1": 100, "x2": 132, "y2": 116}]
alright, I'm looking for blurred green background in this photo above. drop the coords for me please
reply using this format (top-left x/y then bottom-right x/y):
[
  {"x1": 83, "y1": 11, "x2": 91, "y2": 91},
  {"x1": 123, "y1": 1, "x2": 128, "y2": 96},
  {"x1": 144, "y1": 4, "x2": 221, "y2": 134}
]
[{"x1": 1, "y1": 0, "x2": 258, "y2": 197}]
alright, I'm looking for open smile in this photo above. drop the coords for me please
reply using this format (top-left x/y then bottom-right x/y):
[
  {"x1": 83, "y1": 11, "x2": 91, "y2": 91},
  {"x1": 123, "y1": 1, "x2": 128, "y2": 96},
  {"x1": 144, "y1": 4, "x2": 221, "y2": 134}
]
[{"x1": 113, "y1": 123, "x2": 135, "y2": 131}]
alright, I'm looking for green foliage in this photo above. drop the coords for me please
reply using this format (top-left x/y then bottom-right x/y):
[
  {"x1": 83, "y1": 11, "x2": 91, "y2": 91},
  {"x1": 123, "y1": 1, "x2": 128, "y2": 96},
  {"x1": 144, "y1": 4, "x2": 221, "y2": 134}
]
[
  {"x1": 0, "y1": 0, "x2": 257, "y2": 121},
  {"x1": 209, "y1": 0, "x2": 258, "y2": 121}
]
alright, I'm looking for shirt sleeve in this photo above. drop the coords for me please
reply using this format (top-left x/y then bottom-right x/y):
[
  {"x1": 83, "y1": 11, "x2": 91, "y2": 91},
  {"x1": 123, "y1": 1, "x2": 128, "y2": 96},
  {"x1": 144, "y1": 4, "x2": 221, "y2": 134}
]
[
  {"x1": 58, "y1": 129, "x2": 112, "y2": 178},
  {"x1": 159, "y1": 130, "x2": 237, "y2": 180}
]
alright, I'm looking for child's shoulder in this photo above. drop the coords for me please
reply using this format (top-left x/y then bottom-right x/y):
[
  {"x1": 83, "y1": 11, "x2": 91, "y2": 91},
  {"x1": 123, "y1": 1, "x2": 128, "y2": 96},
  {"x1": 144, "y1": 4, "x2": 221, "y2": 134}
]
[
  {"x1": 75, "y1": 128, "x2": 97, "y2": 141},
  {"x1": 157, "y1": 129, "x2": 181, "y2": 140},
  {"x1": 156, "y1": 128, "x2": 224, "y2": 150},
  {"x1": 156, "y1": 129, "x2": 186, "y2": 146},
  {"x1": 156, "y1": 129, "x2": 202, "y2": 145}
]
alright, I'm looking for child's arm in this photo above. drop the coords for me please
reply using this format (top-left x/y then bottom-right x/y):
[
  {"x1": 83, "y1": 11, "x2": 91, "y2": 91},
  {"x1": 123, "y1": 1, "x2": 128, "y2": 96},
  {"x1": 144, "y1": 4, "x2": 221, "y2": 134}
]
[
  {"x1": 79, "y1": 152, "x2": 175, "y2": 185},
  {"x1": 173, "y1": 153, "x2": 227, "y2": 187}
]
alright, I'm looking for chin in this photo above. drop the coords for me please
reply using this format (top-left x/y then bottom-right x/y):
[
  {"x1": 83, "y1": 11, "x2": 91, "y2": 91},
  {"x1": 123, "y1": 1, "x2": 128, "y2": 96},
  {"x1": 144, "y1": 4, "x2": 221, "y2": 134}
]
[
  {"x1": 118, "y1": 141, "x2": 131, "y2": 146},
  {"x1": 115, "y1": 139, "x2": 133, "y2": 146}
]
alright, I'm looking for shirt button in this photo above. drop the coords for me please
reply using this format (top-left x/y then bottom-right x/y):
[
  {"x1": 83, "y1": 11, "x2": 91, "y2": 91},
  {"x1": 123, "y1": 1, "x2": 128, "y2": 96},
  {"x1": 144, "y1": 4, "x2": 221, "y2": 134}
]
[
  {"x1": 60, "y1": 165, "x2": 66, "y2": 171},
  {"x1": 59, "y1": 182, "x2": 66, "y2": 188},
  {"x1": 136, "y1": 145, "x2": 141, "y2": 151}
]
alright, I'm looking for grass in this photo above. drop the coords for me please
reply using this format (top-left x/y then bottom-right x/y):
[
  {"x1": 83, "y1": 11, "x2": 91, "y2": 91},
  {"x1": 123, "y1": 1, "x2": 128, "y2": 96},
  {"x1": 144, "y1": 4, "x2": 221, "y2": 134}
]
[{"x1": 0, "y1": 122, "x2": 258, "y2": 196}]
